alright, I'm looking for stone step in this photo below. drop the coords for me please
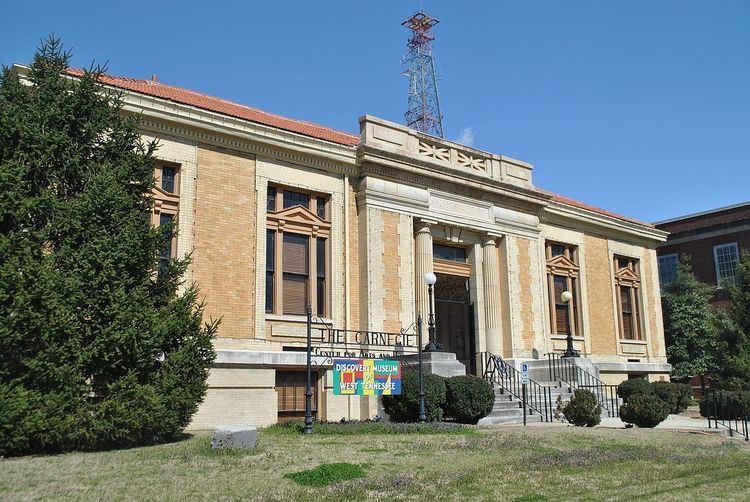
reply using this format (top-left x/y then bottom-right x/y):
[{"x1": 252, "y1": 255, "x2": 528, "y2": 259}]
[
  {"x1": 493, "y1": 400, "x2": 522, "y2": 411},
  {"x1": 478, "y1": 413, "x2": 544, "y2": 425}
]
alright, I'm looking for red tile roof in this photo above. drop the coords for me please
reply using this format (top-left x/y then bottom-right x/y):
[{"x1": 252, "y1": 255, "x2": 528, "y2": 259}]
[
  {"x1": 543, "y1": 191, "x2": 655, "y2": 228},
  {"x1": 66, "y1": 69, "x2": 653, "y2": 229},
  {"x1": 66, "y1": 69, "x2": 360, "y2": 147}
]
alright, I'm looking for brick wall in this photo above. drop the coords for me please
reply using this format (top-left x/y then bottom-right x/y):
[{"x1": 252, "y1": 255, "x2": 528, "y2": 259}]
[
  {"x1": 516, "y1": 237, "x2": 536, "y2": 355},
  {"x1": 381, "y1": 210, "x2": 403, "y2": 332},
  {"x1": 193, "y1": 144, "x2": 257, "y2": 339},
  {"x1": 658, "y1": 230, "x2": 750, "y2": 290},
  {"x1": 584, "y1": 234, "x2": 618, "y2": 356}
]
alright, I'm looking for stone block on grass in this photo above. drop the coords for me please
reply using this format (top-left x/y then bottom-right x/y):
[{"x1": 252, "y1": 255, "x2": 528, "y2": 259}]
[{"x1": 211, "y1": 425, "x2": 258, "y2": 450}]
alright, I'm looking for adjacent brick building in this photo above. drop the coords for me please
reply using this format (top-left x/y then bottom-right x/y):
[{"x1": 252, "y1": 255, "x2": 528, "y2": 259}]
[
  {"x1": 655, "y1": 201, "x2": 750, "y2": 307},
  {"x1": 14, "y1": 64, "x2": 672, "y2": 428}
]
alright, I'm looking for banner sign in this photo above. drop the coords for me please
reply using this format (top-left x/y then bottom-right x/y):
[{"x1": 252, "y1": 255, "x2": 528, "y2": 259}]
[{"x1": 333, "y1": 358, "x2": 401, "y2": 396}]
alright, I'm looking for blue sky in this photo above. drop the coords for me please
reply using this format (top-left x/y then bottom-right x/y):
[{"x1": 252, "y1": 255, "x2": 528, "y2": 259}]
[{"x1": 1, "y1": 1, "x2": 748, "y2": 222}]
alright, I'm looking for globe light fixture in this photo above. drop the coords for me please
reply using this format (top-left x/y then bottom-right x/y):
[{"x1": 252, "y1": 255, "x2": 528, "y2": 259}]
[{"x1": 423, "y1": 272, "x2": 443, "y2": 352}]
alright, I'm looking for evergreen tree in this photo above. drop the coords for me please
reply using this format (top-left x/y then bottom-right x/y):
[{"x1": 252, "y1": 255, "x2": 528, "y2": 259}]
[
  {"x1": 0, "y1": 37, "x2": 218, "y2": 456},
  {"x1": 663, "y1": 260, "x2": 721, "y2": 390},
  {"x1": 715, "y1": 251, "x2": 750, "y2": 390}
]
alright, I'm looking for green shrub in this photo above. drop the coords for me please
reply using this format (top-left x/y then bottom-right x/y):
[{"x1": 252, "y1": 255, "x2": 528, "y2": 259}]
[
  {"x1": 617, "y1": 378, "x2": 652, "y2": 403},
  {"x1": 382, "y1": 371, "x2": 446, "y2": 422},
  {"x1": 650, "y1": 381, "x2": 692, "y2": 414},
  {"x1": 619, "y1": 393, "x2": 669, "y2": 428},
  {"x1": 444, "y1": 375, "x2": 494, "y2": 424},
  {"x1": 699, "y1": 390, "x2": 750, "y2": 420},
  {"x1": 284, "y1": 463, "x2": 366, "y2": 486},
  {"x1": 561, "y1": 389, "x2": 601, "y2": 427}
]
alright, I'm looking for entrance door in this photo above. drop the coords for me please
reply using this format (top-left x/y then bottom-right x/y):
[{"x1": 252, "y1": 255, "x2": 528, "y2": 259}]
[{"x1": 434, "y1": 273, "x2": 475, "y2": 372}]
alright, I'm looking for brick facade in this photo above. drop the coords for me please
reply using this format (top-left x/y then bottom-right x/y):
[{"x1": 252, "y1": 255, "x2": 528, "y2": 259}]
[{"x1": 192, "y1": 144, "x2": 257, "y2": 340}]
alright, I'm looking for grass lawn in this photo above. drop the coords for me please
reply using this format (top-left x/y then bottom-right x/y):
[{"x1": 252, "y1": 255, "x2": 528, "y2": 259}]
[{"x1": 2, "y1": 425, "x2": 749, "y2": 501}]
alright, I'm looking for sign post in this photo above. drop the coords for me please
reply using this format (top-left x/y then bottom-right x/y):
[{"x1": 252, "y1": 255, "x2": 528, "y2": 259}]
[
  {"x1": 304, "y1": 304, "x2": 313, "y2": 434},
  {"x1": 521, "y1": 362, "x2": 529, "y2": 426},
  {"x1": 417, "y1": 315, "x2": 426, "y2": 422}
]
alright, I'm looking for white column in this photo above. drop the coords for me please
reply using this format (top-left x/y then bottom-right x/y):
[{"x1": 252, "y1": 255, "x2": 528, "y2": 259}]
[
  {"x1": 482, "y1": 234, "x2": 502, "y2": 355},
  {"x1": 414, "y1": 221, "x2": 434, "y2": 323}
]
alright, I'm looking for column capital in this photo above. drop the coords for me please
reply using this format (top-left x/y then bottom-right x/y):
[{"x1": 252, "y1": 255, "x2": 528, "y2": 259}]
[
  {"x1": 415, "y1": 219, "x2": 438, "y2": 233},
  {"x1": 481, "y1": 233, "x2": 502, "y2": 246}
]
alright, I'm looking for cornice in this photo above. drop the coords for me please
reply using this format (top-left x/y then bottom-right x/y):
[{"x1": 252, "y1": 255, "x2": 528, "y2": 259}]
[
  {"x1": 358, "y1": 146, "x2": 549, "y2": 216},
  {"x1": 541, "y1": 201, "x2": 668, "y2": 245},
  {"x1": 138, "y1": 118, "x2": 359, "y2": 177},
  {"x1": 114, "y1": 91, "x2": 357, "y2": 177}
]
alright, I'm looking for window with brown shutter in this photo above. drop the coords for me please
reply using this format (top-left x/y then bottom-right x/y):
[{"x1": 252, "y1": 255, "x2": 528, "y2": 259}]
[
  {"x1": 614, "y1": 256, "x2": 642, "y2": 340},
  {"x1": 266, "y1": 184, "x2": 331, "y2": 317},
  {"x1": 276, "y1": 371, "x2": 317, "y2": 421},
  {"x1": 283, "y1": 233, "x2": 309, "y2": 315},
  {"x1": 545, "y1": 242, "x2": 581, "y2": 338}
]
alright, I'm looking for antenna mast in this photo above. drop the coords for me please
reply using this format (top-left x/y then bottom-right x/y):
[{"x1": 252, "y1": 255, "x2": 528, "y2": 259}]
[{"x1": 402, "y1": 10, "x2": 444, "y2": 138}]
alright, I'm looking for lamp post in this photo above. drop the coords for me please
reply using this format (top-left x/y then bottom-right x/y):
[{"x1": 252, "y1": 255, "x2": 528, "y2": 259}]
[
  {"x1": 303, "y1": 304, "x2": 314, "y2": 434},
  {"x1": 561, "y1": 290, "x2": 579, "y2": 358},
  {"x1": 423, "y1": 272, "x2": 444, "y2": 352},
  {"x1": 417, "y1": 314, "x2": 426, "y2": 422}
]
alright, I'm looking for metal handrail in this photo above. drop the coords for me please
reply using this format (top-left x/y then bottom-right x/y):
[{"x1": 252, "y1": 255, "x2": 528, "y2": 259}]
[
  {"x1": 547, "y1": 353, "x2": 620, "y2": 417},
  {"x1": 481, "y1": 352, "x2": 553, "y2": 422},
  {"x1": 705, "y1": 390, "x2": 749, "y2": 441}
]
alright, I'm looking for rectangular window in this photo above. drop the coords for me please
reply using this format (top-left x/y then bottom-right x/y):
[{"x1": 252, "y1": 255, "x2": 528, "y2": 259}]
[
  {"x1": 714, "y1": 243, "x2": 739, "y2": 287},
  {"x1": 267, "y1": 187, "x2": 277, "y2": 212},
  {"x1": 276, "y1": 370, "x2": 316, "y2": 421},
  {"x1": 159, "y1": 213, "x2": 174, "y2": 274},
  {"x1": 316, "y1": 196, "x2": 326, "y2": 219},
  {"x1": 433, "y1": 244, "x2": 467, "y2": 263},
  {"x1": 615, "y1": 256, "x2": 642, "y2": 340},
  {"x1": 545, "y1": 242, "x2": 580, "y2": 338},
  {"x1": 161, "y1": 166, "x2": 176, "y2": 193},
  {"x1": 658, "y1": 254, "x2": 679, "y2": 288},
  {"x1": 553, "y1": 275, "x2": 570, "y2": 335},
  {"x1": 282, "y1": 233, "x2": 309, "y2": 315},
  {"x1": 266, "y1": 230, "x2": 275, "y2": 313},
  {"x1": 620, "y1": 286, "x2": 634, "y2": 339},
  {"x1": 317, "y1": 238, "x2": 326, "y2": 317},
  {"x1": 283, "y1": 190, "x2": 310, "y2": 210}
]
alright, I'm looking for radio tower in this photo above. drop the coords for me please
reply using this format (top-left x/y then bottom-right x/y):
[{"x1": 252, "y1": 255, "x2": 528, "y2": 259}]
[{"x1": 402, "y1": 10, "x2": 444, "y2": 138}]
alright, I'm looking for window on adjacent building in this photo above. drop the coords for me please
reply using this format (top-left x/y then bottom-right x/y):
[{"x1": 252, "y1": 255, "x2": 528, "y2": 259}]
[
  {"x1": 433, "y1": 244, "x2": 467, "y2": 263},
  {"x1": 266, "y1": 185, "x2": 330, "y2": 317},
  {"x1": 658, "y1": 254, "x2": 679, "y2": 289},
  {"x1": 545, "y1": 242, "x2": 581, "y2": 336},
  {"x1": 614, "y1": 256, "x2": 642, "y2": 340},
  {"x1": 714, "y1": 243, "x2": 739, "y2": 287}
]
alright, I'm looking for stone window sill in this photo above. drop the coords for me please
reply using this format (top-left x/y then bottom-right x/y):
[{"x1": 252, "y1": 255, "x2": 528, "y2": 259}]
[{"x1": 265, "y1": 313, "x2": 333, "y2": 325}]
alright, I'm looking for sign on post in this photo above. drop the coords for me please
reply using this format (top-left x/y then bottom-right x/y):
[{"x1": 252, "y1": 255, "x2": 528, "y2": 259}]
[
  {"x1": 521, "y1": 362, "x2": 529, "y2": 385},
  {"x1": 333, "y1": 358, "x2": 402, "y2": 396}
]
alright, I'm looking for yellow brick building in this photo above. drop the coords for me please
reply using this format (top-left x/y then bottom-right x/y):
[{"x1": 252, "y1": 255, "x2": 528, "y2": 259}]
[{"x1": 21, "y1": 66, "x2": 670, "y2": 428}]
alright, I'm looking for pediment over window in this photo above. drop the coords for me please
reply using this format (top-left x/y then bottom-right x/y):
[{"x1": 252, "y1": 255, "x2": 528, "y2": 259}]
[
  {"x1": 268, "y1": 205, "x2": 330, "y2": 229},
  {"x1": 615, "y1": 266, "x2": 640, "y2": 283},
  {"x1": 547, "y1": 254, "x2": 578, "y2": 271}
]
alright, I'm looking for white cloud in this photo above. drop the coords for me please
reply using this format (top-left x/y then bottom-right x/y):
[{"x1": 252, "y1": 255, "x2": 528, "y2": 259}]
[{"x1": 455, "y1": 127, "x2": 476, "y2": 147}]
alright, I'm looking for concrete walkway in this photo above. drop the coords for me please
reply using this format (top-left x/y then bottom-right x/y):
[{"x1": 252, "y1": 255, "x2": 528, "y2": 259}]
[{"x1": 597, "y1": 414, "x2": 713, "y2": 431}]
